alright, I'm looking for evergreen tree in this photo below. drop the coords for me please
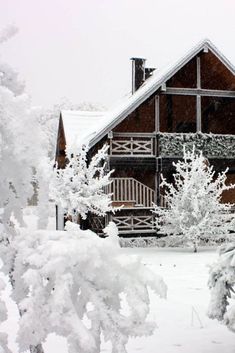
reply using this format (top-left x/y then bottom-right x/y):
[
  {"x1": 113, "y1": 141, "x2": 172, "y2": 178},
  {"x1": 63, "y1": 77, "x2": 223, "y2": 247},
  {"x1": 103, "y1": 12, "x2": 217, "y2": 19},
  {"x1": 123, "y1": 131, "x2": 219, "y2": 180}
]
[{"x1": 154, "y1": 147, "x2": 235, "y2": 252}]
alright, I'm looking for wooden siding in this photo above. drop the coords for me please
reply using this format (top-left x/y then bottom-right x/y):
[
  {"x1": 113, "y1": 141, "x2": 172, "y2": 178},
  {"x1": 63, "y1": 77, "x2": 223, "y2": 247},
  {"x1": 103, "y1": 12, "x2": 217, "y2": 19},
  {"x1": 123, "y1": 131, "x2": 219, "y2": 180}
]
[
  {"x1": 113, "y1": 96, "x2": 155, "y2": 133},
  {"x1": 55, "y1": 115, "x2": 66, "y2": 168},
  {"x1": 166, "y1": 57, "x2": 197, "y2": 88}
]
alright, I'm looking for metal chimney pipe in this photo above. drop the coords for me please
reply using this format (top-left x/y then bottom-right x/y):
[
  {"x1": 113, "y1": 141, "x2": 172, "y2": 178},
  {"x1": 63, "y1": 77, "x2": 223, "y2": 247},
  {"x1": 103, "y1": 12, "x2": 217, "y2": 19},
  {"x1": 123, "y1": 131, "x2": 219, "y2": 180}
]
[{"x1": 131, "y1": 57, "x2": 146, "y2": 94}]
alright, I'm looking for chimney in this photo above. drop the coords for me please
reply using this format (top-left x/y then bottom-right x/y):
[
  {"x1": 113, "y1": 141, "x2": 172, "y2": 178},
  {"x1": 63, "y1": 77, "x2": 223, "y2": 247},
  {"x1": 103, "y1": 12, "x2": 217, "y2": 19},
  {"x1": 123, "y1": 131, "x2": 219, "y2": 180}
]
[
  {"x1": 145, "y1": 67, "x2": 155, "y2": 80},
  {"x1": 131, "y1": 58, "x2": 156, "y2": 94},
  {"x1": 131, "y1": 57, "x2": 146, "y2": 94}
]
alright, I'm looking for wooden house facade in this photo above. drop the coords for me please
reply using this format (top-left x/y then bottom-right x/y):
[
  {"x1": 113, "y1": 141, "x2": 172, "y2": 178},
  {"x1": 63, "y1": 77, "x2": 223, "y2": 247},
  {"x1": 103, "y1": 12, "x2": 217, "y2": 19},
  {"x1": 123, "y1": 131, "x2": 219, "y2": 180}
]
[{"x1": 56, "y1": 39, "x2": 235, "y2": 237}]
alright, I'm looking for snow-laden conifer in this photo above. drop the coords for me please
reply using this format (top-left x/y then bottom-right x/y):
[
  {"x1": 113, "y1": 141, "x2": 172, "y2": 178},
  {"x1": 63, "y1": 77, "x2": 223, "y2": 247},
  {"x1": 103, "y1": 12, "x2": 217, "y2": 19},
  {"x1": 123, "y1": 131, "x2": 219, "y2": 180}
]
[
  {"x1": 13, "y1": 222, "x2": 167, "y2": 353},
  {"x1": 154, "y1": 147, "x2": 235, "y2": 252},
  {"x1": 51, "y1": 144, "x2": 114, "y2": 222},
  {"x1": 208, "y1": 243, "x2": 235, "y2": 332}
]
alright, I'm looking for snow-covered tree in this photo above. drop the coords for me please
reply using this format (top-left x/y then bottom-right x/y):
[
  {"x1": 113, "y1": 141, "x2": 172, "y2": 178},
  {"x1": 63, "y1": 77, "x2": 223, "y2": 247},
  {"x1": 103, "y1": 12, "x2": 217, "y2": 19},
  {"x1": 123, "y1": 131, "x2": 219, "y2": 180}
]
[
  {"x1": 154, "y1": 147, "x2": 235, "y2": 252},
  {"x1": 208, "y1": 243, "x2": 235, "y2": 332},
  {"x1": 12, "y1": 221, "x2": 167, "y2": 353},
  {"x1": 51, "y1": 144, "x2": 114, "y2": 222},
  {"x1": 0, "y1": 25, "x2": 50, "y2": 353}
]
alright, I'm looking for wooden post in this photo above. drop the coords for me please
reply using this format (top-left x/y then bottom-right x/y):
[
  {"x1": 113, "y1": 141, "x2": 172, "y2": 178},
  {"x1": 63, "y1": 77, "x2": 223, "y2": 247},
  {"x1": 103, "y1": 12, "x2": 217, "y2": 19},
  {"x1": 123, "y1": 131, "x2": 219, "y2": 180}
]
[{"x1": 196, "y1": 56, "x2": 202, "y2": 132}]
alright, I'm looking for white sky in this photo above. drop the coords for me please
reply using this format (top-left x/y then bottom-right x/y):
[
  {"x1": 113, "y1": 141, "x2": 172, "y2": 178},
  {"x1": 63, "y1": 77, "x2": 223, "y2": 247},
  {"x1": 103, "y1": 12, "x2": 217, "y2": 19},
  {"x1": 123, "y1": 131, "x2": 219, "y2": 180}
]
[{"x1": 0, "y1": 0, "x2": 234, "y2": 109}]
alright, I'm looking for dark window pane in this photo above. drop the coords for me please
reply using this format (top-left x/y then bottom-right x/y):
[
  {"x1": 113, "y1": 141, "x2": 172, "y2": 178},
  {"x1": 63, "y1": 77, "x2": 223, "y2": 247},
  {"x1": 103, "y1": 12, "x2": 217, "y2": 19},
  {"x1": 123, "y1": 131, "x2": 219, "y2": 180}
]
[
  {"x1": 160, "y1": 95, "x2": 196, "y2": 133},
  {"x1": 201, "y1": 97, "x2": 235, "y2": 134}
]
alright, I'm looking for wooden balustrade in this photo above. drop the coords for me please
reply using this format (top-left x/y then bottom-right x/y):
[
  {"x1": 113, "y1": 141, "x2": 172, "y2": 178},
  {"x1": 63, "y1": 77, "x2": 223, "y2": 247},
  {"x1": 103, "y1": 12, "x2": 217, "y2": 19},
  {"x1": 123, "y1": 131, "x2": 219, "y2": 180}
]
[
  {"x1": 109, "y1": 178, "x2": 155, "y2": 208},
  {"x1": 110, "y1": 214, "x2": 155, "y2": 233},
  {"x1": 109, "y1": 133, "x2": 155, "y2": 156}
]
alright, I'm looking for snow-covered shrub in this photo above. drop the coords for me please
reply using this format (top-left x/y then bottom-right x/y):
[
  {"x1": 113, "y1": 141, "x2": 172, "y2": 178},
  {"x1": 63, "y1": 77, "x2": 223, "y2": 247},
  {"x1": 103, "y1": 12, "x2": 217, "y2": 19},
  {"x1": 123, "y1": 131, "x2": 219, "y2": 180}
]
[
  {"x1": 208, "y1": 243, "x2": 235, "y2": 331},
  {"x1": 51, "y1": 144, "x2": 114, "y2": 222},
  {"x1": 12, "y1": 222, "x2": 167, "y2": 353},
  {"x1": 154, "y1": 147, "x2": 235, "y2": 252}
]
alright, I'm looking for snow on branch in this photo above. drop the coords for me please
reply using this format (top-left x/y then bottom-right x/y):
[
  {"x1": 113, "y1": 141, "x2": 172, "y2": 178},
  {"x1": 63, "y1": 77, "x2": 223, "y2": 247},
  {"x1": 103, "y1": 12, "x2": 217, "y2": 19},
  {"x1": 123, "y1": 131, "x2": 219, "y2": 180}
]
[{"x1": 13, "y1": 222, "x2": 167, "y2": 353}]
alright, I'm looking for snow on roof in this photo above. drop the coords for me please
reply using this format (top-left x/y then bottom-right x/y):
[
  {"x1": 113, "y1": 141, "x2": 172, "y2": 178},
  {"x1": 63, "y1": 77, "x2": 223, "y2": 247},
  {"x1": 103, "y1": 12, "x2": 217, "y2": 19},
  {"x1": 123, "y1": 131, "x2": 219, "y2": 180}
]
[
  {"x1": 61, "y1": 39, "x2": 235, "y2": 151},
  {"x1": 61, "y1": 110, "x2": 109, "y2": 150}
]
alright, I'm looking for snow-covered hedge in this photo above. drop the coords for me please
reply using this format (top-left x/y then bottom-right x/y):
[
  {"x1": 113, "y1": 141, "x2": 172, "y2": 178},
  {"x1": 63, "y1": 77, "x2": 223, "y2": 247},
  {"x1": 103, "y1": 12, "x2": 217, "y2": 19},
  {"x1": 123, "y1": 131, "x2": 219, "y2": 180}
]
[{"x1": 158, "y1": 132, "x2": 235, "y2": 158}]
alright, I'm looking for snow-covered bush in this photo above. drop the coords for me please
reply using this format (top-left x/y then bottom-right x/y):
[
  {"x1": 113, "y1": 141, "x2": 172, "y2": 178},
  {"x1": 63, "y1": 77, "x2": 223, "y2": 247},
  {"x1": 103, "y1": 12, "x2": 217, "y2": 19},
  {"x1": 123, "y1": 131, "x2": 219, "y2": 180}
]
[
  {"x1": 12, "y1": 222, "x2": 167, "y2": 353},
  {"x1": 154, "y1": 147, "x2": 235, "y2": 252},
  {"x1": 51, "y1": 144, "x2": 114, "y2": 222},
  {"x1": 208, "y1": 243, "x2": 235, "y2": 331}
]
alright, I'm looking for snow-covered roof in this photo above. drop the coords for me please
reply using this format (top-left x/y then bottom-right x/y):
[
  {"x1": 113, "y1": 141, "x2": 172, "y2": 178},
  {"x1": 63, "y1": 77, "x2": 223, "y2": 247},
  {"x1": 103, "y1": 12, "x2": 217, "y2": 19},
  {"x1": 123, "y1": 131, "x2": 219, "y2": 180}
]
[
  {"x1": 61, "y1": 110, "x2": 109, "y2": 150},
  {"x1": 61, "y1": 39, "x2": 235, "y2": 151},
  {"x1": 89, "y1": 39, "x2": 235, "y2": 148}
]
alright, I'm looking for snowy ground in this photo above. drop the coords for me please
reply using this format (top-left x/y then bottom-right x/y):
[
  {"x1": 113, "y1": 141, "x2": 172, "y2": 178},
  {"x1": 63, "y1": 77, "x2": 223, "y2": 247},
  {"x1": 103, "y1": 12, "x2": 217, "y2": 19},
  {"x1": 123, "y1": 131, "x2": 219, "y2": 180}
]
[
  {"x1": 1, "y1": 209, "x2": 235, "y2": 353},
  {"x1": 122, "y1": 247, "x2": 235, "y2": 353}
]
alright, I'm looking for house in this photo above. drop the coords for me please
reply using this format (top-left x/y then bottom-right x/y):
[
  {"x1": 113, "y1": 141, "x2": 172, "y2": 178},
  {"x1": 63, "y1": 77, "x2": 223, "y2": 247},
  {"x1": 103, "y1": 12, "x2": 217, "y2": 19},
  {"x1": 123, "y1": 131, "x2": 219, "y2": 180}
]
[{"x1": 55, "y1": 39, "x2": 235, "y2": 237}]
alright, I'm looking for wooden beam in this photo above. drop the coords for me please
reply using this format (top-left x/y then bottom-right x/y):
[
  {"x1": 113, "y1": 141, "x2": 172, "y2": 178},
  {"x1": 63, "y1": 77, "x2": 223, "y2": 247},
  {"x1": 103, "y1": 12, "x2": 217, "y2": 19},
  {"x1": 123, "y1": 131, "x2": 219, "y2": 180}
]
[
  {"x1": 196, "y1": 57, "x2": 201, "y2": 132},
  {"x1": 196, "y1": 56, "x2": 201, "y2": 89},
  {"x1": 161, "y1": 87, "x2": 235, "y2": 98},
  {"x1": 196, "y1": 95, "x2": 201, "y2": 132},
  {"x1": 155, "y1": 95, "x2": 160, "y2": 132},
  {"x1": 161, "y1": 83, "x2": 166, "y2": 91},
  {"x1": 113, "y1": 132, "x2": 155, "y2": 137}
]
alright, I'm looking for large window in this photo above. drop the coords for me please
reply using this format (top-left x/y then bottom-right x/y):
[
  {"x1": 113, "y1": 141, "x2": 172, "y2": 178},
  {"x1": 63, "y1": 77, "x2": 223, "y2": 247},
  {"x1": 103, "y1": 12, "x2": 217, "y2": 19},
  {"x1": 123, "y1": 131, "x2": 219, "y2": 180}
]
[{"x1": 201, "y1": 97, "x2": 235, "y2": 134}]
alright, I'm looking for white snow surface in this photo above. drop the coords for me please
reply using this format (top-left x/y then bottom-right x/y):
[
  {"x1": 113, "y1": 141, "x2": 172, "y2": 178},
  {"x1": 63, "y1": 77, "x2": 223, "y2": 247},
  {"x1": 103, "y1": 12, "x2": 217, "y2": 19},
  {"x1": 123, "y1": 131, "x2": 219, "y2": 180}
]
[
  {"x1": 1, "y1": 210, "x2": 235, "y2": 353},
  {"x1": 61, "y1": 110, "x2": 108, "y2": 150}
]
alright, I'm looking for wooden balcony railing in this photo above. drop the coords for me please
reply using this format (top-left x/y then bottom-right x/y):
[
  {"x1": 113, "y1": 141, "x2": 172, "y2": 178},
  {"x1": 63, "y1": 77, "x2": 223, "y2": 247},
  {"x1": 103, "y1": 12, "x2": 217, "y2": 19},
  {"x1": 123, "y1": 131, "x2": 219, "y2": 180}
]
[
  {"x1": 109, "y1": 214, "x2": 155, "y2": 234},
  {"x1": 109, "y1": 177, "x2": 155, "y2": 208},
  {"x1": 109, "y1": 133, "x2": 155, "y2": 157}
]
